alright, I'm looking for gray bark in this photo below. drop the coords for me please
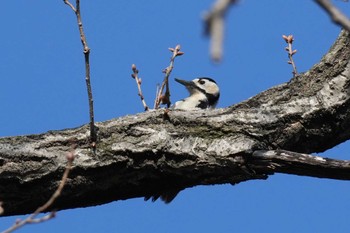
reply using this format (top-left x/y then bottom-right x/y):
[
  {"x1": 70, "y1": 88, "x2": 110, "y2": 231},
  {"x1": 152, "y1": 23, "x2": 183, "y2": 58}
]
[{"x1": 0, "y1": 30, "x2": 349, "y2": 217}]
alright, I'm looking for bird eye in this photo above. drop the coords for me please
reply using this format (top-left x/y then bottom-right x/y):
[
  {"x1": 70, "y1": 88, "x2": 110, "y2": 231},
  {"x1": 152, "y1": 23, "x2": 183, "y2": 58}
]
[{"x1": 199, "y1": 80, "x2": 205, "y2": 85}]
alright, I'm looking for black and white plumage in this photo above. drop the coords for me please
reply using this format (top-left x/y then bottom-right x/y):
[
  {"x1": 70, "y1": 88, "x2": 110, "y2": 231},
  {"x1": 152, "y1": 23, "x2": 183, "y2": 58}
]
[
  {"x1": 173, "y1": 77, "x2": 220, "y2": 110},
  {"x1": 146, "y1": 78, "x2": 220, "y2": 204}
]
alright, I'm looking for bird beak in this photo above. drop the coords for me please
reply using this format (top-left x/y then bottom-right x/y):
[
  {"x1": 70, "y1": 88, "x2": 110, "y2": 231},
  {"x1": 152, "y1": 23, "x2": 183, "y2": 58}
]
[{"x1": 175, "y1": 78, "x2": 195, "y2": 89}]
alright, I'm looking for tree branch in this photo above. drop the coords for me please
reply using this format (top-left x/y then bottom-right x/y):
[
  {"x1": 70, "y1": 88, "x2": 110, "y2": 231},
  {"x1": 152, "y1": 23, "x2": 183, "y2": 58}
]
[
  {"x1": 204, "y1": 0, "x2": 238, "y2": 61},
  {"x1": 1, "y1": 152, "x2": 74, "y2": 232},
  {"x1": 155, "y1": 45, "x2": 184, "y2": 109},
  {"x1": 0, "y1": 30, "x2": 349, "y2": 216},
  {"x1": 315, "y1": 0, "x2": 350, "y2": 32},
  {"x1": 282, "y1": 35, "x2": 298, "y2": 77},
  {"x1": 251, "y1": 150, "x2": 350, "y2": 180},
  {"x1": 64, "y1": 0, "x2": 97, "y2": 147},
  {"x1": 131, "y1": 64, "x2": 149, "y2": 111}
]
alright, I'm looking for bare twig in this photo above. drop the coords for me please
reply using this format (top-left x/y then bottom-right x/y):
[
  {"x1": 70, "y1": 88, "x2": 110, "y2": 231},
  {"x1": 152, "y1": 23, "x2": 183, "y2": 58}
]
[
  {"x1": 153, "y1": 84, "x2": 160, "y2": 110},
  {"x1": 315, "y1": 0, "x2": 350, "y2": 32},
  {"x1": 1, "y1": 151, "x2": 75, "y2": 233},
  {"x1": 154, "y1": 45, "x2": 184, "y2": 109},
  {"x1": 63, "y1": 0, "x2": 97, "y2": 148},
  {"x1": 204, "y1": 0, "x2": 238, "y2": 61},
  {"x1": 282, "y1": 35, "x2": 298, "y2": 77},
  {"x1": 131, "y1": 64, "x2": 149, "y2": 111},
  {"x1": 63, "y1": 0, "x2": 76, "y2": 11},
  {"x1": 155, "y1": 84, "x2": 160, "y2": 104}
]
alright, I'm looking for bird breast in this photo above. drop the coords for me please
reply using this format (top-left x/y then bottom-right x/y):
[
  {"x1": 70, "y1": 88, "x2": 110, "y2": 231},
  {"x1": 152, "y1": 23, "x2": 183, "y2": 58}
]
[{"x1": 173, "y1": 92, "x2": 209, "y2": 110}]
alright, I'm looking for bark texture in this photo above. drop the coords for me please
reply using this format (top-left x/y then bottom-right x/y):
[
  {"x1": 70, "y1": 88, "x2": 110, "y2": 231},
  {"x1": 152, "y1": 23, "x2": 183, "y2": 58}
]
[{"x1": 0, "y1": 30, "x2": 349, "y2": 217}]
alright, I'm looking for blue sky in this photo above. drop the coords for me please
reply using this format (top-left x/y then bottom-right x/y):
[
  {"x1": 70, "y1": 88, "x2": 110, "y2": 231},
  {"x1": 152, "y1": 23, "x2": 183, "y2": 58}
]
[{"x1": 1, "y1": 1, "x2": 350, "y2": 232}]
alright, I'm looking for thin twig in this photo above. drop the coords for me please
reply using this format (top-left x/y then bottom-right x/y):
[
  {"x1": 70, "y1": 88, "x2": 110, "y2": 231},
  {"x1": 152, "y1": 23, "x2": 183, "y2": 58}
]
[
  {"x1": 204, "y1": 0, "x2": 238, "y2": 62},
  {"x1": 63, "y1": 0, "x2": 76, "y2": 12},
  {"x1": 64, "y1": 0, "x2": 97, "y2": 148},
  {"x1": 1, "y1": 151, "x2": 75, "y2": 233},
  {"x1": 282, "y1": 35, "x2": 298, "y2": 77},
  {"x1": 154, "y1": 45, "x2": 184, "y2": 109},
  {"x1": 314, "y1": 0, "x2": 350, "y2": 32},
  {"x1": 131, "y1": 64, "x2": 149, "y2": 111},
  {"x1": 154, "y1": 84, "x2": 160, "y2": 109}
]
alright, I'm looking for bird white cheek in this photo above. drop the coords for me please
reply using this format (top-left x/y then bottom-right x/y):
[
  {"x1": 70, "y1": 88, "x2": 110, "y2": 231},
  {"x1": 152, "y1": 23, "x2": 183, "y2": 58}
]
[{"x1": 205, "y1": 85, "x2": 219, "y2": 95}]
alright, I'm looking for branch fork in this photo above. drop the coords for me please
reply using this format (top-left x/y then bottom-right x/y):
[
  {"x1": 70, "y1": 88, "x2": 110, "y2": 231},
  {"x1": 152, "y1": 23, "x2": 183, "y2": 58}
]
[
  {"x1": 154, "y1": 44, "x2": 184, "y2": 109},
  {"x1": 130, "y1": 45, "x2": 184, "y2": 111}
]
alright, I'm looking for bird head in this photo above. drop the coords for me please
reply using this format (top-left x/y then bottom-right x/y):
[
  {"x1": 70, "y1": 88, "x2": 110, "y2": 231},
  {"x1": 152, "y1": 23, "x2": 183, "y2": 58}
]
[{"x1": 174, "y1": 77, "x2": 220, "y2": 109}]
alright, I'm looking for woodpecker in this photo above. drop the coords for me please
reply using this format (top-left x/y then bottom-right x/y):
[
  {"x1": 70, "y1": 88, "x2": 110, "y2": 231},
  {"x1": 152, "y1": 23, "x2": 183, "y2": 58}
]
[
  {"x1": 173, "y1": 77, "x2": 220, "y2": 110},
  {"x1": 145, "y1": 78, "x2": 220, "y2": 204}
]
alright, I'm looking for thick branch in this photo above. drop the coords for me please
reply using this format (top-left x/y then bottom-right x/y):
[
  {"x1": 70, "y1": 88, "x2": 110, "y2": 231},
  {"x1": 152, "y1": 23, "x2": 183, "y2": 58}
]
[
  {"x1": 0, "y1": 30, "x2": 349, "y2": 216},
  {"x1": 2, "y1": 155, "x2": 73, "y2": 233}
]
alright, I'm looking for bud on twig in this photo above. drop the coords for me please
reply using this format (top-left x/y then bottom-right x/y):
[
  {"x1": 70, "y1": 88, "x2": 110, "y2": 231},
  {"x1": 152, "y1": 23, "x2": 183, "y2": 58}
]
[
  {"x1": 132, "y1": 64, "x2": 137, "y2": 72},
  {"x1": 282, "y1": 35, "x2": 294, "y2": 44},
  {"x1": 288, "y1": 35, "x2": 294, "y2": 43},
  {"x1": 66, "y1": 150, "x2": 75, "y2": 162},
  {"x1": 176, "y1": 51, "x2": 185, "y2": 56}
]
